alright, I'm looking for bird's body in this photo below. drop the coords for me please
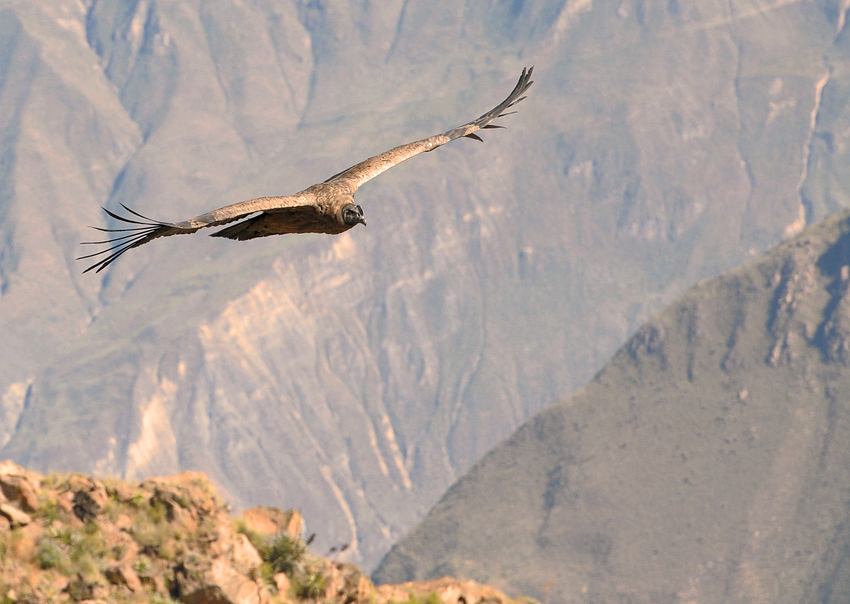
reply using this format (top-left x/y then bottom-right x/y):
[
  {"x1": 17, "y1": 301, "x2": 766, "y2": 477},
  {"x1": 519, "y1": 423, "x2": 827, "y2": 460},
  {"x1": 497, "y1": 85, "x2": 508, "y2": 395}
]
[{"x1": 80, "y1": 68, "x2": 533, "y2": 273}]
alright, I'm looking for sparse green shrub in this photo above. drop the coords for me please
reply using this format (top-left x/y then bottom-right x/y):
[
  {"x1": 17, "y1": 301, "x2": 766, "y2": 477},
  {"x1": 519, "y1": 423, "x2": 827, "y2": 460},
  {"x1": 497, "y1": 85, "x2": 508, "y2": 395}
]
[
  {"x1": 69, "y1": 522, "x2": 107, "y2": 563},
  {"x1": 294, "y1": 570, "x2": 327, "y2": 600},
  {"x1": 40, "y1": 472, "x2": 66, "y2": 490},
  {"x1": 189, "y1": 475, "x2": 217, "y2": 500},
  {"x1": 258, "y1": 561, "x2": 276, "y2": 586},
  {"x1": 73, "y1": 552, "x2": 100, "y2": 580},
  {"x1": 422, "y1": 593, "x2": 442, "y2": 604},
  {"x1": 103, "y1": 499, "x2": 122, "y2": 523},
  {"x1": 129, "y1": 492, "x2": 146, "y2": 508},
  {"x1": 35, "y1": 538, "x2": 65, "y2": 570},
  {"x1": 260, "y1": 533, "x2": 306, "y2": 575},
  {"x1": 42, "y1": 523, "x2": 107, "y2": 578},
  {"x1": 131, "y1": 501, "x2": 176, "y2": 553},
  {"x1": 48, "y1": 525, "x2": 72, "y2": 545},
  {"x1": 133, "y1": 556, "x2": 152, "y2": 577},
  {"x1": 148, "y1": 500, "x2": 168, "y2": 523},
  {"x1": 168, "y1": 492, "x2": 191, "y2": 510},
  {"x1": 233, "y1": 518, "x2": 265, "y2": 552},
  {"x1": 34, "y1": 499, "x2": 61, "y2": 523},
  {"x1": 388, "y1": 593, "x2": 442, "y2": 604}
]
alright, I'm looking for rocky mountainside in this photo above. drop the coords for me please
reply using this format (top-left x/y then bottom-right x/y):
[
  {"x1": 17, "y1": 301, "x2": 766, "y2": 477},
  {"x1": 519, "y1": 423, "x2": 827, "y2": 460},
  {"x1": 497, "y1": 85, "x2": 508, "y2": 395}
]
[
  {"x1": 4, "y1": 0, "x2": 850, "y2": 570},
  {"x1": 374, "y1": 210, "x2": 850, "y2": 603},
  {"x1": 0, "y1": 461, "x2": 524, "y2": 604}
]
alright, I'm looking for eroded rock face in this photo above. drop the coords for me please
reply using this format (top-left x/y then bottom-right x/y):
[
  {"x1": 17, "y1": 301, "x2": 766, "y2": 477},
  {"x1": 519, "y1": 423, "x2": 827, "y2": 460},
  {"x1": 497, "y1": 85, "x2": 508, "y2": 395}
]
[
  {"x1": 0, "y1": 461, "x2": 41, "y2": 512},
  {"x1": 11, "y1": 0, "x2": 850, "y2": 575},
  {"x1": 374, "y1": 213, "x2": 850, "y2": 604},
  {"x1": 104, "y1": 564, "x2": 143, "y2": 594},
  {"x1": 0, "y1": 502, "x2": 30, "y2": 527},
  {"x1": 375, "y1": 577, "x2": 516, "y2": 604},
  {"x1": 241, "y1": 506, "x2": 303, "y2": 538},
  {"x1": 0, "y1": 462, "x2": 529, "y2": 604}
]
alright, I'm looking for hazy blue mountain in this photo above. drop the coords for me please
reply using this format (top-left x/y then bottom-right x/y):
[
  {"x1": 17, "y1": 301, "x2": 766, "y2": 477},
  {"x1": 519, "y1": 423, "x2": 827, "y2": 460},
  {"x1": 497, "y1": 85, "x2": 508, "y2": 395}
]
[
  {"x1": 2, "y1": 0, "x2": 850, "y2": 569},
  {"x1": 375, "y1": 210, "x2": 850, "y2": 604}
]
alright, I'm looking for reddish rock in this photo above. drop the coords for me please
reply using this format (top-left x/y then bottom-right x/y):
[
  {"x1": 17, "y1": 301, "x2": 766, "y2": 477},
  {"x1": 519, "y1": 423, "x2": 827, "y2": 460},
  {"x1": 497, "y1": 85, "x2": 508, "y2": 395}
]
[
  {"x1": 0, "y1": 502, "x2": 30, "y2": 527},
  {"x1": 322, "y1": 561, "x2": 374, "y2": 604},
  {"x1": 141, "y1": 472, "x2": 222, "y2": 515},
  {"x1": 66, "y1": 475, "x2": 109, "y2": 526},
  {"x1": 105, "y1": 564, "x2": 143, "y2": 593},
  {"x1": 231, "y1": 533, "x2": 263, "y2": 575},
  {"x1": 241, "y1": 506, "x2": 303, "y2": 538},
  {"x1": 0, "y1": 463, "x2": 530, "y2": 604},
  {"x1": 106, "y1": 482, "x2": 136, "y2": 504},
  {"x1": 273, "y1": 572, "x2": 290, "y2": 594},
  {"x1": 0, "y1": 461, "x2": 41, "y2": 512},
  {"x1": 57, "y1": 490, "x2": 75, "y2": 515},
  {"x1": 184, "y1": 558, "x2": 272, "y2": 604},
  {"x1": 63, "y1": 575, "x2": 95, "y2": 602},
  {"x1": 374, "y1": 577, "x2": 517, "y2": 604}
]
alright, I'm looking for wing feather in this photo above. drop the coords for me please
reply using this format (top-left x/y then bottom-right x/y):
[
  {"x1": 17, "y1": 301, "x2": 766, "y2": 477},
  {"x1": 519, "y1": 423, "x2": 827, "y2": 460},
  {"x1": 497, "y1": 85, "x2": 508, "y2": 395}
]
[
  {"x1": 326, "y1": 66, "x2": 533, "y2": 190},
  {"x1": 78, "y1": 67, "x2": 533, "y2": 274},
  {"x1": 78, "y1": 194, "x2": 310, "y2": 273}
]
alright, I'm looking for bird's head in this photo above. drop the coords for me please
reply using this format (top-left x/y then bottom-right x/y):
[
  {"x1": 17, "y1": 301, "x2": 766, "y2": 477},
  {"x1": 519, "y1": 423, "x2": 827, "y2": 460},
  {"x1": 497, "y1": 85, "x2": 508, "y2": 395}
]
[{"x1": 342, "y1": 203, "x2": 367, "y2": 227}]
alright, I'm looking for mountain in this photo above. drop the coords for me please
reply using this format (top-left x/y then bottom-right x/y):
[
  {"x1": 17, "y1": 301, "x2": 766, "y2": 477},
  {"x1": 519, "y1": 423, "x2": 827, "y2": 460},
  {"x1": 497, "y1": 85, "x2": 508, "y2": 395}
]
[
  {"x1": 374, "y1": 210, "x2": 850, "y2": 604},
  {"x1": 3, "y1": 0, "x2": 850, "y2": 570},
  {"x1": 0, "y1": 460, "x2": 524, "y2": 604}
]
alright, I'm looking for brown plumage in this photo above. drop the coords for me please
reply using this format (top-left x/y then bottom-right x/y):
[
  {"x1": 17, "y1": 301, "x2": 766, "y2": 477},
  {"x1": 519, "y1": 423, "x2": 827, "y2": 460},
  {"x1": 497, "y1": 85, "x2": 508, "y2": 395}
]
[{"x1": 79, "y1": 67, "x2": 534, "y2": 274}]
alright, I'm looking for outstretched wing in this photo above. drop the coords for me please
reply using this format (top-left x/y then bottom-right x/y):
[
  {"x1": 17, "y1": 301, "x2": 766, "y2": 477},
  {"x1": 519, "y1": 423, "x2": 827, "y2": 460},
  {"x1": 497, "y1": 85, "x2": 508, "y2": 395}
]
[
  {"x1": 79, "y1": 67, "x2": 533, "y2": 274},
  {"x1": 78, "y1": 194, "x2": 309, "y2": 273},
  {"x1": 325, "y1": 66, "x2": 533, "y2": 191}
]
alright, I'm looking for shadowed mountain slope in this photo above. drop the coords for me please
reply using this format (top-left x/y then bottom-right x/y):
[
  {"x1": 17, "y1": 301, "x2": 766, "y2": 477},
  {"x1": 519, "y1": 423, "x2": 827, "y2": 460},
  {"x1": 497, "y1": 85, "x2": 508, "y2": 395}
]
[
  {"x1": 5, "y1": 0, "x2": 850, "y2": 570},
  {"x1": 374, "y1": 210, "x2": 850, "y2": 603}
]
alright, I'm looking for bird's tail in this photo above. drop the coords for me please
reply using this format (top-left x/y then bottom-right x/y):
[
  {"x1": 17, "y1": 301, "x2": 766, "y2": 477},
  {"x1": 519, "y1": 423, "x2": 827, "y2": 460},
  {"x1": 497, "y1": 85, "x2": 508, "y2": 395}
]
[{"x1": 77, "y1": 205, "x2": 187, "y2": 274}]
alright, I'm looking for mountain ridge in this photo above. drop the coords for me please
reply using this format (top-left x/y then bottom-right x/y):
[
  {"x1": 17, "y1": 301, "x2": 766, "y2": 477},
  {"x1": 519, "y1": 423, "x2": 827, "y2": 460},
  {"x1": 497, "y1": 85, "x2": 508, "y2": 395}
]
[
  {"x1": 374, "y1": 209, "x2": 850, "y2": 603},
  {"x1": 0, "y1": 459, "x2": 527, "y2": 604},
  {"x1": 4, "y1": 0, "x2": 850, "y2": 571}
]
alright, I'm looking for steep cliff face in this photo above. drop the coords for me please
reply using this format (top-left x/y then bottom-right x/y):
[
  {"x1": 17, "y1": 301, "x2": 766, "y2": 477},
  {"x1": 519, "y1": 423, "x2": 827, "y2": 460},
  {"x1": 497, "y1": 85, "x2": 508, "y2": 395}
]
[
  {"x1": 374, "y1": 211, "x2": 850, "y2": 604},
  {"x1": 3, "y1": 0, "x2": 850, "y2": 570}
]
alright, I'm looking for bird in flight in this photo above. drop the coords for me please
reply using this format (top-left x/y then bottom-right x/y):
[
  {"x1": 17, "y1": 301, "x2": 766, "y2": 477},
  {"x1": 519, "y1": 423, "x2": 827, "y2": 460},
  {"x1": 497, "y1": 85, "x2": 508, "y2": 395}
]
[{"x1": 80, "y1": 67, "x2": 534, "y2": 273}]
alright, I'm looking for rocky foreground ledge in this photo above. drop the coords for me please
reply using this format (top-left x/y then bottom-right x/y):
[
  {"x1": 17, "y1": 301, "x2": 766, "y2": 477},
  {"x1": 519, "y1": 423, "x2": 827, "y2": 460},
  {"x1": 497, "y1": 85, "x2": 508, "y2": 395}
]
[{"x1": 0, "y1": 461, "x2": 528, "y2": 604}]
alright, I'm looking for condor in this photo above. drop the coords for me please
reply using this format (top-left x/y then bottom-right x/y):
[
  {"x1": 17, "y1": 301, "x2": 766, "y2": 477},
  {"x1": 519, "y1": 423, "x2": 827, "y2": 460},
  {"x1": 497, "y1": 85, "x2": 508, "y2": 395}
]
[{"x1": 80, "y1": 67, "x2": 533, "y2": 274}]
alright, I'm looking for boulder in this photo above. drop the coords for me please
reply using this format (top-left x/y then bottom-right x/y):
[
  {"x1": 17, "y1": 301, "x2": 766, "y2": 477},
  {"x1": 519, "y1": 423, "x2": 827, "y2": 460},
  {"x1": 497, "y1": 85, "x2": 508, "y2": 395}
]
[
  {"x1": 322, "y1": 561, "x2": 374, "y2": 604},
  {"x1": 105, "y1": 481, "x2": 137, "y2": 504},
  {"x1": 183, "y1": 558, "x2": 272, "y2": 604},
  {"x1": 63, "y1": 575, "x2": 95, "y2": 602},
  {"x1": 141, "y1": 472, "x2": 221, "y2": 515},
  {"x1": 0, "y1": 461, "x2": 40, "y2": 512},
  {"x1": 72, "y1": 490, "x2": 101, "y2": 522},
  {"x1": 231, "y1": 533, "x2": 263, "y2": 575},
  {"x1": 273, "y1": 572, "x2": 290, "y2": 595},
  {"x1": 240, "y1": 506, "x2": 303, "y2": 538},
  {"x1": 104, "y1": 564, "x2": 143, "y2": 593},
  {"x1": 0, "y1": 502, "x2": 31, "y2": 527},
  {"x1": 374, "y1": 577, "x2": 515, "y2": 604}
]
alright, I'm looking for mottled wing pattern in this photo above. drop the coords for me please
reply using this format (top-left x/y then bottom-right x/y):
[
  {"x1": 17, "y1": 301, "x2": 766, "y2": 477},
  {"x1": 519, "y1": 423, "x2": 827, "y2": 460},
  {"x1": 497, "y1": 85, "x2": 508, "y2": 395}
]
[
  {"x1": 79, "y1": 194, "x2": 309, "y2": 273},
  {"x1": 326, "y1": 66, "x2": 533, "y2": 191}
]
